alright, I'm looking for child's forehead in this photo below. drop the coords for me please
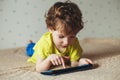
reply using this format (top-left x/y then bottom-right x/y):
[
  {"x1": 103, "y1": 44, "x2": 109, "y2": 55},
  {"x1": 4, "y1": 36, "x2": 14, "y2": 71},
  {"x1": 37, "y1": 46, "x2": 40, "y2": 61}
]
[
  {"x1": 56, "y1": 30, "x2": 76, "y2": 36},
  {"x1": 55, "y1": 21, "x2": 73, "y2": 34}
]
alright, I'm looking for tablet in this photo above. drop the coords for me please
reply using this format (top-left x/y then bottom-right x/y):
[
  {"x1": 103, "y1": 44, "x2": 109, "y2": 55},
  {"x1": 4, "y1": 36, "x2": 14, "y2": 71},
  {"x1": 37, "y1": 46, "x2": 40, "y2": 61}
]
[{"x1": 40, "y1": 64, "x2": 93, "y2": 75}]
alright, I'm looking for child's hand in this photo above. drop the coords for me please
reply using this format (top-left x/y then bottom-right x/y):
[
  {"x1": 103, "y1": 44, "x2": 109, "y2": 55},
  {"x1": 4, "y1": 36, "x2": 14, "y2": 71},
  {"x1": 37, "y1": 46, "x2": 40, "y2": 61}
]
[
  {"x1": 78, "y1": 58, "x2": 93, "y2": 66},
  {"x1": 47, "y1": 54, "x2": 66, "y2": 68}
]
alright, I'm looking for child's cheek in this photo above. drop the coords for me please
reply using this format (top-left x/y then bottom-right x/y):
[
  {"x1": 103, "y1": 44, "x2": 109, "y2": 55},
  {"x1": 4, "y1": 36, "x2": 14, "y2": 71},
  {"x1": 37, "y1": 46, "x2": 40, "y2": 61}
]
[{"x1": 58, "y1": 39, "x2": 63, "y2": 44}]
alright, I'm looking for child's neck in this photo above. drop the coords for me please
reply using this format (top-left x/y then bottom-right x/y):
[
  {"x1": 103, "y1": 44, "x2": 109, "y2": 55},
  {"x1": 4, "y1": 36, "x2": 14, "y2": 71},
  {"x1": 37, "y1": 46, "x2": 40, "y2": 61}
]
[{"x1": 55, "y1": 45, "x2": 66, "y2": 53}]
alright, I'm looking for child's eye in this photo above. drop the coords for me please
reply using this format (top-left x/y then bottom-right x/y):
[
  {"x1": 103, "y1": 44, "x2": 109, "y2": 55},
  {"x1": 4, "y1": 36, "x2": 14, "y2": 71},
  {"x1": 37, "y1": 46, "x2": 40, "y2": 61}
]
[
  {"x1": 70, "y1": 36, "x2": 75, "y2": 38},
  {"x1": 59, "y1": 35, "x2": 64, "y2": 38}
]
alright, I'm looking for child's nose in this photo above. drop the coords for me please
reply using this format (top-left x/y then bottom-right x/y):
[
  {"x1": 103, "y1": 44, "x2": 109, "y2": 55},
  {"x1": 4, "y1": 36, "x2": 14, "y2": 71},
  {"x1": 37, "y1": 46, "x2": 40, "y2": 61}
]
[{"x1": 63, "y1": 38, "x2": 69, "y2": 45}]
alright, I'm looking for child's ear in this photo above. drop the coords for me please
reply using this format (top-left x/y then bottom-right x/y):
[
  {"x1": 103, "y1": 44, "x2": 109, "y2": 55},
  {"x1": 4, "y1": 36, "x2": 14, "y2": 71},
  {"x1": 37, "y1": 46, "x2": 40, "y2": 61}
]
[
  {"x1": 48, "y1": 28, "x2": 54, "y2": 33},
  {"x1": 48, "y1": 29, "x2": 52, "y2": 33}
]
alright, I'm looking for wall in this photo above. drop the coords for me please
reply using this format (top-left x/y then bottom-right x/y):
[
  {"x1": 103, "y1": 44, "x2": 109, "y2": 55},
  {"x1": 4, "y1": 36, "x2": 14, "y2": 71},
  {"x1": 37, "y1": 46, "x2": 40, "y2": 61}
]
[{"x1": 0, "y1": 0, "x2": 120, "y2": 50}]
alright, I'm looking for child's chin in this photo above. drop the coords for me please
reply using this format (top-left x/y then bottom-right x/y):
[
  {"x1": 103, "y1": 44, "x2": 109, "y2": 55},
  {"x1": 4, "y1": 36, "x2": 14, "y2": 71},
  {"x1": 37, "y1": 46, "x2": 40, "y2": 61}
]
[{"x1": 63, "y1": 46, "x2": 67, "y2": 48}]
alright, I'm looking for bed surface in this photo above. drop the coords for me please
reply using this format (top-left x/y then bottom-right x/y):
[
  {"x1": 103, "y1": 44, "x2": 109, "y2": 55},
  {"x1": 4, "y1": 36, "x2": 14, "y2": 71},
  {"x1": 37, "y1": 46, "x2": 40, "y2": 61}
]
[{"x1": 0, "y1": 38, "x2": 120, "y2": 80}]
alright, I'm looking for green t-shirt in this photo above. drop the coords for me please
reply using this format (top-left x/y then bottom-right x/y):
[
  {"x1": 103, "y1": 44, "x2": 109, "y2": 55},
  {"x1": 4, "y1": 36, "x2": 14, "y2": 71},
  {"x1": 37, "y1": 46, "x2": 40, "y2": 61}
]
[{"x1": 28, "y1": 32, "x2": 82, "y2": 63}]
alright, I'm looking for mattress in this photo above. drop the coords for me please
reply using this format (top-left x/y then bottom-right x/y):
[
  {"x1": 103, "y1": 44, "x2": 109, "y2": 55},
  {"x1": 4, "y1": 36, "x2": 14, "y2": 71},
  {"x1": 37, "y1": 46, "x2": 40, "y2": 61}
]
[{"x1": 0, "y1": 38, "x2": 120, "y2": 80}]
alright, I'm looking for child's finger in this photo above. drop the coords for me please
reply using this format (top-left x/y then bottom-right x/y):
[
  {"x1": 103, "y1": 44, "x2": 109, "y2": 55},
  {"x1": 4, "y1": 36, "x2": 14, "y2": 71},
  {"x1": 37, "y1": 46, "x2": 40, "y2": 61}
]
[
  {"x1": 54, "y1": 59, "x2": 59, "y2": 65},
  {"x1": 85, "y1": 59, "x2": 93, "y2": 64},
  {"x1": 60, "y1": 57, "x2": 66, "y2": 68},
  {"x1": 63, "y1": 56, "x2": 70, "y2": 60},
  {"x1": 51, "y1": 59, "x2": 56, "y2": 65},
  {"x1": 57, "y1": 57, "x2": 61, "y2": 65}
]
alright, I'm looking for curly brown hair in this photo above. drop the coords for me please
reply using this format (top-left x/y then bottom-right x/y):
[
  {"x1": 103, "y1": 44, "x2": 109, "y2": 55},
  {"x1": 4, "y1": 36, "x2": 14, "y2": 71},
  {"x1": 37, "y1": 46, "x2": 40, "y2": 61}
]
[{"x1": 45, "y1": 1, "x2": 84, "y2": 35}]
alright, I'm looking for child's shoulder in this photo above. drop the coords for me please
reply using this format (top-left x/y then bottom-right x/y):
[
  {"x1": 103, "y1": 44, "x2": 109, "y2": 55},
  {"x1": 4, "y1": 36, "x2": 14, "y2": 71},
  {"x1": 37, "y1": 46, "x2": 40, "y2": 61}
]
[
  {"x1": 41, "y1": 32, "x2": 52, "y2": 39},
  {"x1": 36, "y1": 32, "x2": 53, "y2": 47},
  {"x1": 73, "y1": 37, "x2": 79, "y2": 44}
]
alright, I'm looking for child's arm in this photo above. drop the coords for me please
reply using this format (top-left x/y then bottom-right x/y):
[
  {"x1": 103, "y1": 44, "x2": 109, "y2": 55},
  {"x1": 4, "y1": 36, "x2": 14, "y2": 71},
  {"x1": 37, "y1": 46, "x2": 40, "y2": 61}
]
[
  {"x1": 71, "y1": 61, "x2": 79, "y2": 67},
  {"x1": 71, "y1": 58, "x2": 93, "y2": 67},
  {"x1": 36, "y1": 54, "x2": 66, "y2": 72},
  {"x1": 36, "y1": 57, "x2": 52, "y2": 72}
]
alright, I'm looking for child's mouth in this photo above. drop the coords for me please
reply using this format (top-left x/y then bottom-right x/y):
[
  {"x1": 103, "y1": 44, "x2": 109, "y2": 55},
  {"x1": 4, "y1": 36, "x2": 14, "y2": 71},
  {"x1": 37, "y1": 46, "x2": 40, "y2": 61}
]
[{"x1": 63, "y1": 46, "x2": 68, "y2": 48}]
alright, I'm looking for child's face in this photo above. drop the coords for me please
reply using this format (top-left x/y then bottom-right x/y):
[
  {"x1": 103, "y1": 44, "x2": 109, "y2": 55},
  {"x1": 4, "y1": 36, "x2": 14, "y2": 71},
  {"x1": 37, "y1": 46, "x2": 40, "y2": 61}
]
[{"x1": 51, "y1": 30, "x2": 76, "y2": 48}]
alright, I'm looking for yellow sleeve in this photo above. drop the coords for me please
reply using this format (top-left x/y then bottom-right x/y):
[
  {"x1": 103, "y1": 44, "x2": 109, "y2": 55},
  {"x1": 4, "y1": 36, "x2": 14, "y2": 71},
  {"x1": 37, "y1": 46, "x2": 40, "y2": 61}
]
[
  {"x1": 27, "y1": 39, "x2": 48, "y2": 63},
  {"x1": 27, "y1": 32, "x2": 53, "y2": 63},
  {"x1": 69, "y1": 38, "x2": 83, "y2": 62},
  {"x1": 34, "y1": 40, "x2": 48, "y2": 59}
]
